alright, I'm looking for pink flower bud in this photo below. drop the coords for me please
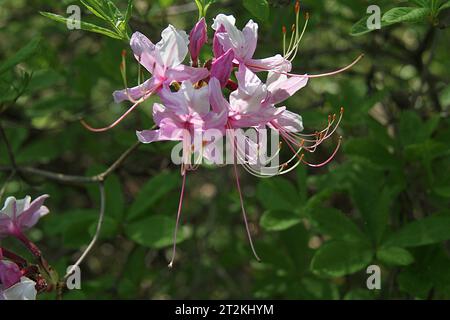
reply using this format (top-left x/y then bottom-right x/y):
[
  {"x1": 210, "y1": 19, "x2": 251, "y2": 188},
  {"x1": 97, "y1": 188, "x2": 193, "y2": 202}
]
[{"x1": 189, "y1": 18, "x2": 207, "y2": 65}]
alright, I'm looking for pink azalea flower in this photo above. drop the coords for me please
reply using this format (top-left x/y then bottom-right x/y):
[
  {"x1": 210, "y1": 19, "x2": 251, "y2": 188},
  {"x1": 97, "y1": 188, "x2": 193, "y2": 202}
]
[
  {"x1": 189, "y1": 18, "x2": 208, "y2": 66},
  {"x1": 0, "y1": 195, "x2": 49, "y2": 239},
  {"x1": 211, "y1": 14, "x2": 363, "y2": 78},
  {"x1": 136, "y1": 78, "x2": 228, "y2": 267},
  {"x1": 114, "y1": 26, "x2": 208, "y2": 103},
  {"x1": 82, "y1": 25, "x2": 209, "y2": 132}
]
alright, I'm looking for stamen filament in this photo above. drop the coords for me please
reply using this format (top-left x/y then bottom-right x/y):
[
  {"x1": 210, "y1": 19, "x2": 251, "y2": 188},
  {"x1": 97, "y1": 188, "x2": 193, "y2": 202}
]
[
  {"x1": 168, "y1": 172, "x2": 187, "y2": 269},
  {"x1": 302, "y1": 136, "x2": 342, "y2": 168}
]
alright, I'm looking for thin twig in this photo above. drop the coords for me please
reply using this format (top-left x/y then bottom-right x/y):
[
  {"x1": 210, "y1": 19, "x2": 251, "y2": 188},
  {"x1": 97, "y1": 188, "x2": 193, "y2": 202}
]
[
  {"x1": 0, "y1": 141, "x2": 140, "y2": 185},
  {"x1": 64, "y1": 182, "x2": 105, "y2": 280}
]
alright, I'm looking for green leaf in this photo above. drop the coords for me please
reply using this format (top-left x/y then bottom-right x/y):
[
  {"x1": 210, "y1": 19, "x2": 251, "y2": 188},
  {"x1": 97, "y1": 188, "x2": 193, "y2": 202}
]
[
  {"x1": 43, "y1": 209, "x2": 117, "y2": 249},
  {"x1": 40, "y1": 12, "x2": 122, "y2": 40},
  {"x1": 124, "y1": 0, "x2": 133, "y2": 24},
  {"x1": 260, "y1": 210, "x2": 301, "y2": 231},
  {"x1": 350, "y1": 15, "x2": 393, "y2": 36},
  {"x1": 0, "y1": 37, "x2": 40, "y2": 75},
  {"x1": 410, "y1": 0, "x2": 431, "y2": 7},
  {"x1": 344, "y1": 137, "x2": 400, "y2": 170},
  {"x1": 398, "y1": 110, "x2": 429, "y2": 146},
  {"x1": 243, "y1": 0, "x2": 270, "y2": 21},
  {"x1": 385, "y1": 215, "x2": 450, "y2": 247},
  {"x1": 127, "y1": 172, "x2": 179, "y2": 221},
  {"x1": 439, "y1": 1, "x2": 450, "y2": 12},
  {"x1": 257, "y1": 178, "x2": 300, "y2": 212},
  {"x1": 382, "y1": 7, "x2": 431, "y2": 24},
  {"x1": 125, "y1": 215, "x2": 191, "y2": 249},
  {"x1": 350, "y1": 169, "x2": 401, "y2": 244},
  {"x1": 311, "y1": 208, "x2": 368, "y2": 243},
  {"x1": 376, "y1": 247, "x2": 414, "y2": 266},
  {"x1": 310, "y1": 240, "x2": 373, "y2": 278}
]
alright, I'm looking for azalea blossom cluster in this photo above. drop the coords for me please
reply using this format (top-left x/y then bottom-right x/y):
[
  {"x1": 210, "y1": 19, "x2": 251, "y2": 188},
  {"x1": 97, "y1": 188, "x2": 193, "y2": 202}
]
[
  {"x1": 0, "y1": 195, "x2": 50, "y2": 300},
  {"x1": 81, "y1": 2, "x2": 361, "y2": 267}
]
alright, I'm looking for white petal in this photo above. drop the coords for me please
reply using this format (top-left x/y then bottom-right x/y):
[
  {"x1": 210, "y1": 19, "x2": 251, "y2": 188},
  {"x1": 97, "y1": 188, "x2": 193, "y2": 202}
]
[
  {"x1": 0, "y1": 197, "x2": 16, "y2": 218},
  {"x1": 156, "y1": 25, "x2": 189, "y2": 67},
  {"x1": 212, "y1": 14, "x2": 236, "y2": 31},
  {"x1": 3, "y1": 277, "x2": 37, "y2": 300}
]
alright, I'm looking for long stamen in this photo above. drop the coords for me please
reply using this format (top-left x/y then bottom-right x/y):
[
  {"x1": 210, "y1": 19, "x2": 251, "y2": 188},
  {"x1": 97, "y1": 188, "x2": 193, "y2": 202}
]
[
  {"x1": 80, "y1": 99, "x2": 144, "y2": 133},
  {"x1": 293, "y1": 54, "x2": 364, "y2": 79},
  {"x1": 168, "y1": 172, "x2": 187, "y2": 269},
  {"x1": 286, "y1": 12, "x2": 310, "y2": 61},
  {"x1": 249, "y1": 54, "x2": 364, "y2": 78},
  {"x1": 232, "y1": 132, "x2": 261, "y2": 262},
  {"x1": 302, "y1": 136, "x2": 342, "y2": 168}
]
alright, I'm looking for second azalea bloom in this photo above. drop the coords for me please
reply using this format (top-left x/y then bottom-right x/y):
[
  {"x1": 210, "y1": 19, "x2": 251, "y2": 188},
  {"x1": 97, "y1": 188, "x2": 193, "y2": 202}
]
[
  {"x1": 0, "y1": 195, "x2": 49, "y2": 238},
  {"x1": 212, "y1": 14, "x2": 291, "y2": 73}
]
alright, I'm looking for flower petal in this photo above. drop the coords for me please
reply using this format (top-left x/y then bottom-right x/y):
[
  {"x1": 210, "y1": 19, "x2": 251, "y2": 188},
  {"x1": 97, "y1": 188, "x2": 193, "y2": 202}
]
[
  {"x1": 267, "y1": 74, "x2": 308, "y2": 105},
  {"x1": 247, "y1": 55, "x2": 292, "y2": 73},
  {"x1": 0, "y1": 260, "x2": 22, "y2": 289},
  {"x1": 130, "y1": 31, "x2": 162, "y2": 73},
  {"x1": 211, "y1": 48, "x2": 235, "y2": 87},
  {"x1": 16, "y1": 194, "x2": 49, "y2": 230},
  {"x1": 156, "y1": 25, "x2": 189, "y2": 67},
  {"x1": 242, "y1": 20, "x2": 258, "y2": 60},
  {"x1": 2, "y1": 277, "x2": 37, "y2": 300},
  {"x1": 208, "y1": 77, "x2": 231, "y2": 114},
  {"x1": 274, "y1": 109, "x2": 304, "y2": 132},
  {"x1": 113, "y1": 77, "x2": 160, "y2": 103},
  {"x1": 165, "y1": 65, "x2": 209, "y2": 84}
]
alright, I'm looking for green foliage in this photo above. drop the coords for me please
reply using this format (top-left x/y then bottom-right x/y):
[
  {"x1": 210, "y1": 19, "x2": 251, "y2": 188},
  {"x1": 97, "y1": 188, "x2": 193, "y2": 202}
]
[
  {"x1": 41, "y1": 0, "x2": 133, "y2": 41},
  {"x1": 243, "y1": 0, "x2": 270, "y2": 21},
  {"x1": 351, "y1": 0, "x2": 449, "y2": 36}
]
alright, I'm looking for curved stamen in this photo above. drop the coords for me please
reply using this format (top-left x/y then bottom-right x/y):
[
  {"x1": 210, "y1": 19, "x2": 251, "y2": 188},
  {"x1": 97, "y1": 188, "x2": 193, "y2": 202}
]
[
  {"x1": 302, "y1": 136, "x2": 342, "y2": 168},
  {"x1": 81, "y1": 88, "x2": 155, "y2": 133},
  {"x1": 168, "y1": 172, "x2": 187, "y2": 269},
  {"x1": 249, "y1": 54, "x2": 364, "y2": 79}
]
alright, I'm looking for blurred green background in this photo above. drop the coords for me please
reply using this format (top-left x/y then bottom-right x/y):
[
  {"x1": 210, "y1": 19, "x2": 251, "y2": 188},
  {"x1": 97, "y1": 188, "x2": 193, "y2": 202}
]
[{"x1": 0, "y1": 0, "x2": 450, "y2": 299}]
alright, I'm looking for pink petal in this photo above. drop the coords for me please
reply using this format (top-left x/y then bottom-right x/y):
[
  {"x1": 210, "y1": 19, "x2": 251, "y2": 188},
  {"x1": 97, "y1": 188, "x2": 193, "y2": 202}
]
[
  {"x1": 208, "y1": 77, "x2": 231, "y2": 114},
  {"x1": 242, "y1": 20, "x2": 258, "y2": 60},
  {"x1": 213, "y1": 25, "x2": 226, "y2": 58},
  {"x1": 267, "y1": 76, "x2": 308, "y2": 105},
  {"x1": 166, "y1": 65, "x2": 209, "y2": 83},
  {"x1": 113, "y1": 77, "x2": 160, "y2": 103},
  {"x1": 211, "y1": 48, "x2": 235, "y2": 87},
  {"x1": 17, "y1": 195, "x2": 49, "y2": 230},
  {"x1": 247, "y1": 55, "x2": 292, "y2": 73},
  {"x1": 130, "y1": 32, "x2": 162, "y2": 73},
  {"x1": 0, "y1": 260, "x2": 21, "y2": 289}
]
